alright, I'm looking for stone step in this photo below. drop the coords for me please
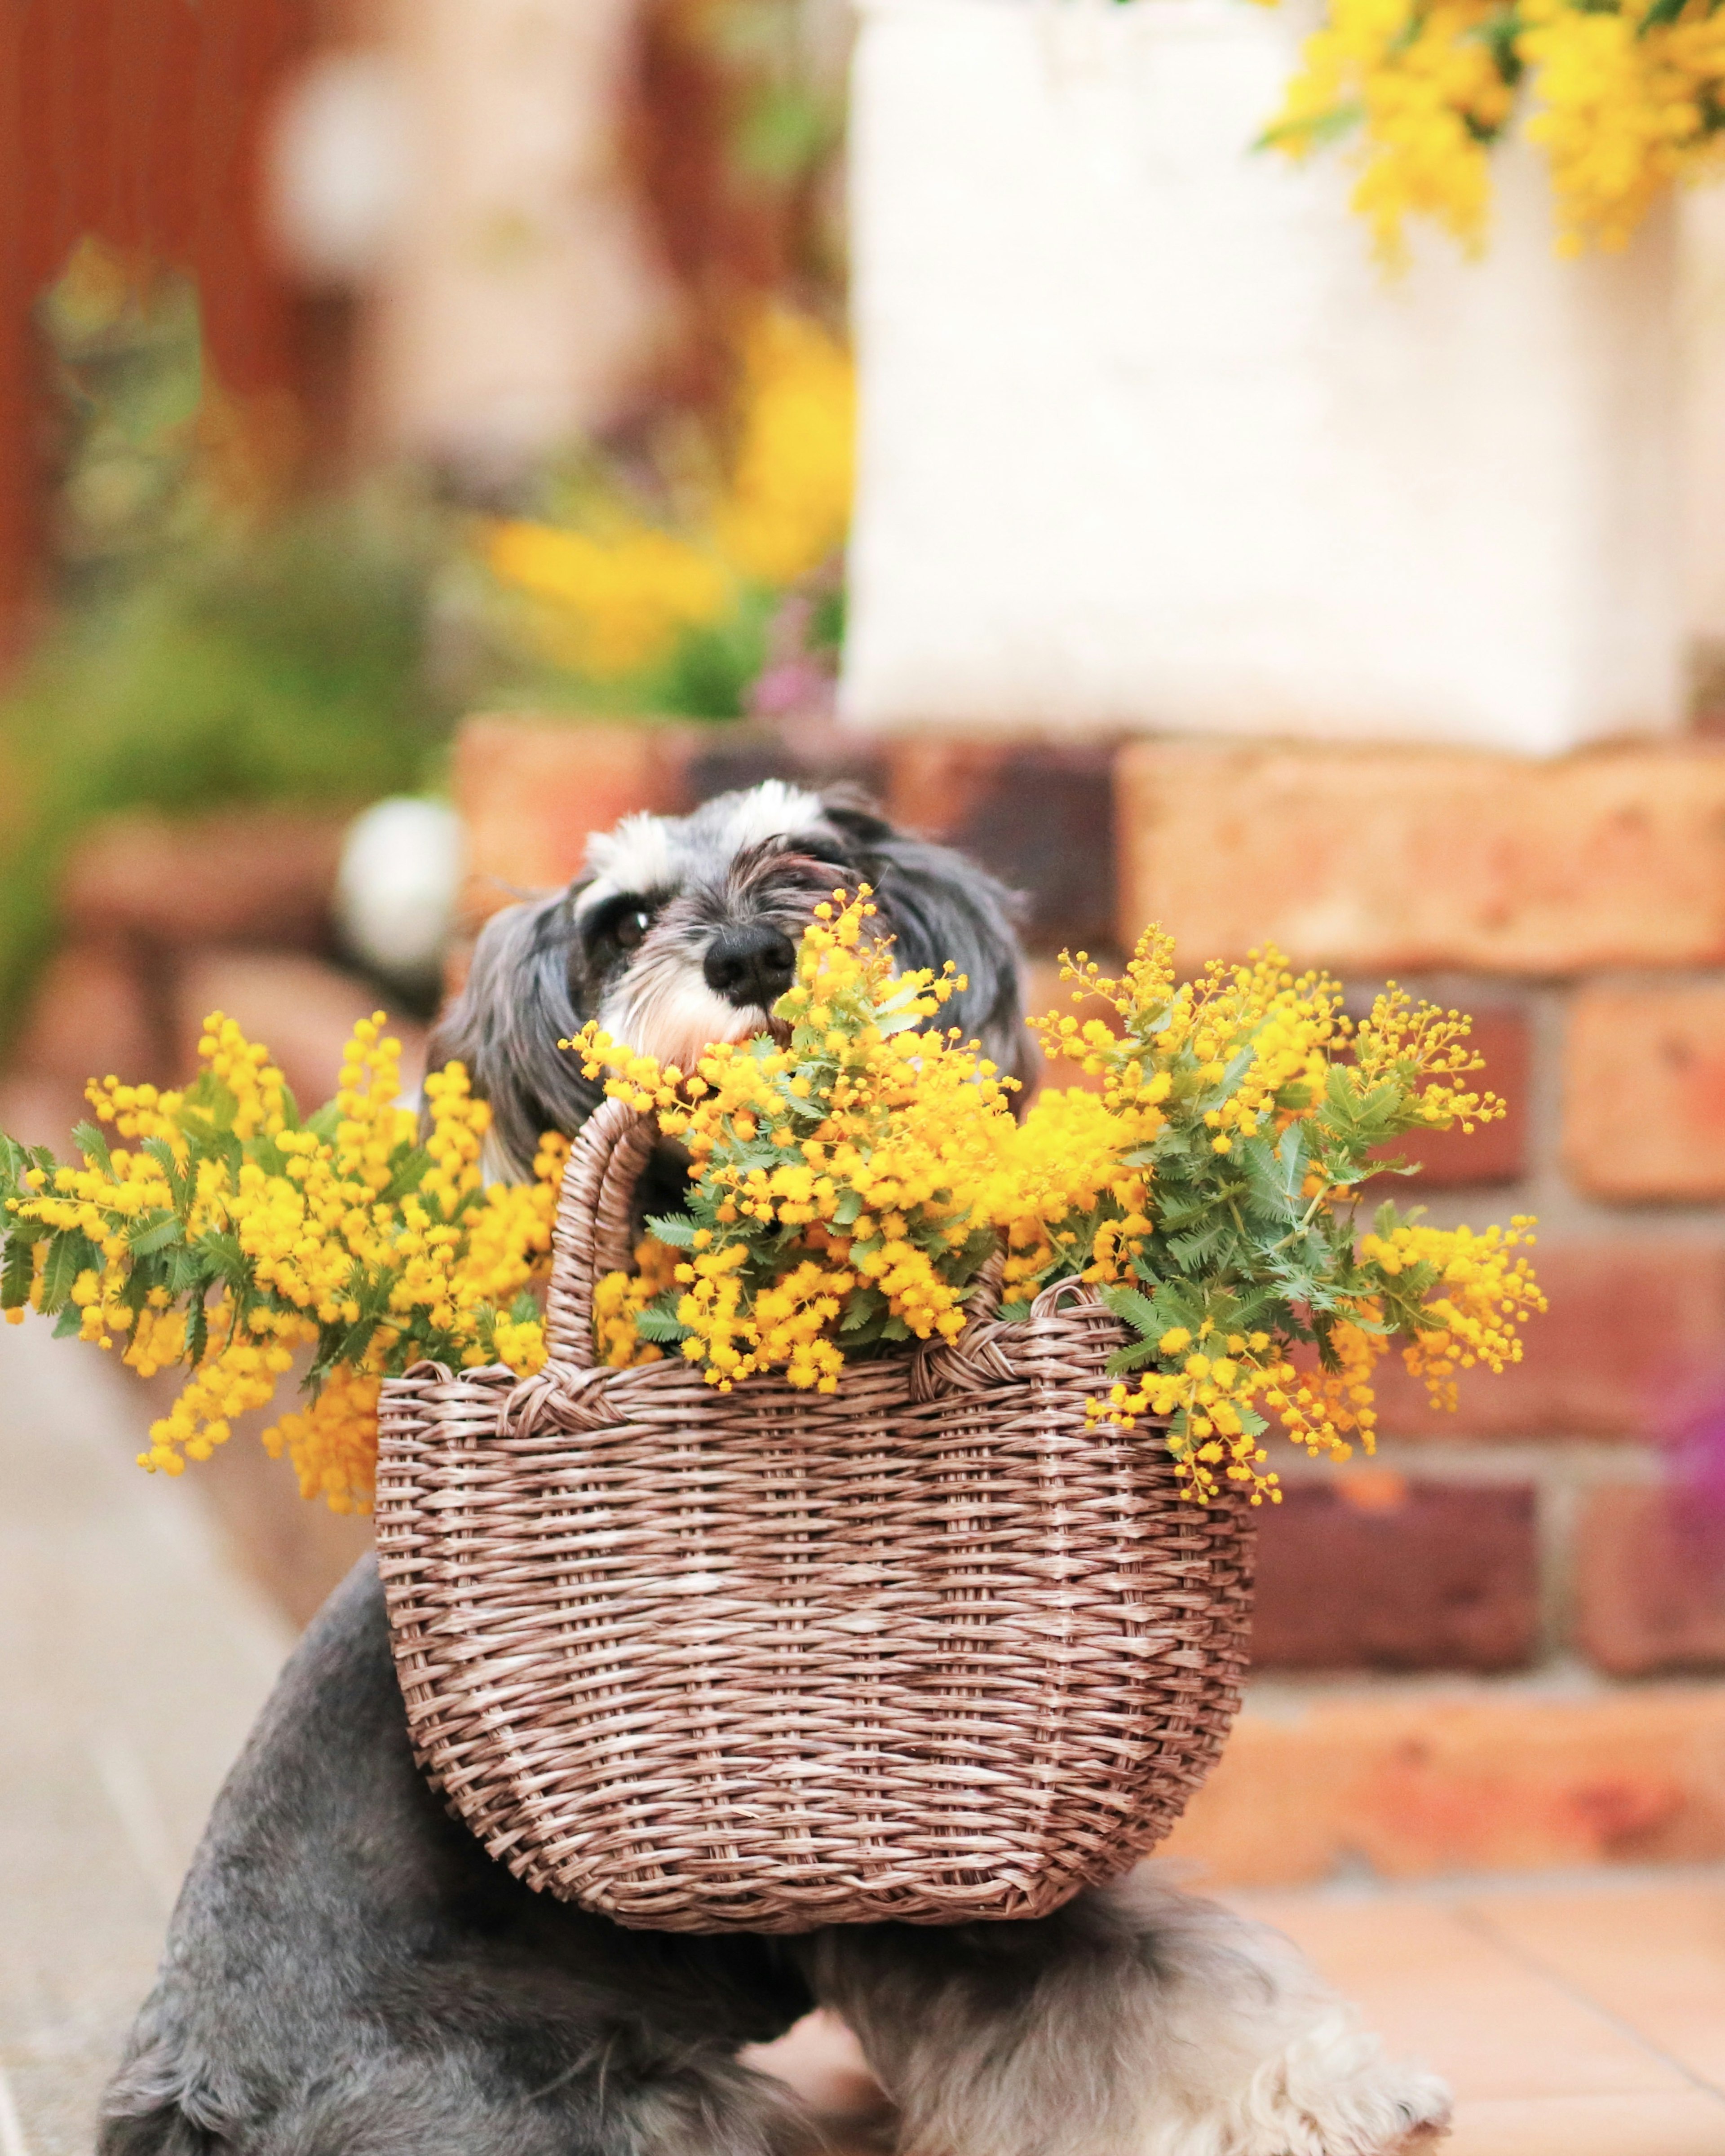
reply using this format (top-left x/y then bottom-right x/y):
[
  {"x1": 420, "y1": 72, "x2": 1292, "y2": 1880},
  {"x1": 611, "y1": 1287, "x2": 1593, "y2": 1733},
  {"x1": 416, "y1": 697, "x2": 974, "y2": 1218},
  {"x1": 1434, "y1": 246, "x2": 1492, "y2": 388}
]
[{"x1": 1166, "y1": 1672, "x2": 1725, "y2": 1887}]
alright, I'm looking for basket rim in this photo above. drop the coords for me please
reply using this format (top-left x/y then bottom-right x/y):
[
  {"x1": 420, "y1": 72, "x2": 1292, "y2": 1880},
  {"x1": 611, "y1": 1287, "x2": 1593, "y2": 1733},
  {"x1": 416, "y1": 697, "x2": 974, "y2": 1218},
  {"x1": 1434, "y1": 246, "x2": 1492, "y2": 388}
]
[{"x1": 382, "y1": 1272, "x2": 1169, "y2": 1418}]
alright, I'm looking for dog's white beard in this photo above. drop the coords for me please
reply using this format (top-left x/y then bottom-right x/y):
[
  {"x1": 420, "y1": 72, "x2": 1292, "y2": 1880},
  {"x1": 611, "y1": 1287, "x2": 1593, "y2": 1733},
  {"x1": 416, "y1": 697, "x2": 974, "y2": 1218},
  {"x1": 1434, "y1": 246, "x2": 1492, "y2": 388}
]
[{"x1": 597, "y1": 971, "x2": 766, "y2": 1074}]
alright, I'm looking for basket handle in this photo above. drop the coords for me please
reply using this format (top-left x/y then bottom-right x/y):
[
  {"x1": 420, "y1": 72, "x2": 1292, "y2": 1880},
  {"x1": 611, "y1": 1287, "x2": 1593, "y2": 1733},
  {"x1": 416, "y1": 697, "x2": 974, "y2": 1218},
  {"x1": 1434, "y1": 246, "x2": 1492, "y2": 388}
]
[
  {"x1": 541, "y1": 1100, "x2": 1011, "y2": 1372},
  {"x1": 964, "y1": 1243, "x2": 1005, "y2": 1323},
  {"x1": 543, "y1": 1097, "x2": 659, "y2": 1368}
]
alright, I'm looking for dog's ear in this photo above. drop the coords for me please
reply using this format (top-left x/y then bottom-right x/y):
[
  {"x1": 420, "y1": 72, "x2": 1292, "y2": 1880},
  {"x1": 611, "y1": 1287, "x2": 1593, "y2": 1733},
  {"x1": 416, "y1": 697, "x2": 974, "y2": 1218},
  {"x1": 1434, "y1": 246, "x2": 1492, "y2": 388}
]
[
  {"x1": 817, "y1": 786, "x2": 895, "y2": 848},
  {"x1": 425, "y1": 887, "x2": 603, "y2": 1179},
  {"x1": 822, "y1": 804, "x2": 1035, "y2": 1108}
]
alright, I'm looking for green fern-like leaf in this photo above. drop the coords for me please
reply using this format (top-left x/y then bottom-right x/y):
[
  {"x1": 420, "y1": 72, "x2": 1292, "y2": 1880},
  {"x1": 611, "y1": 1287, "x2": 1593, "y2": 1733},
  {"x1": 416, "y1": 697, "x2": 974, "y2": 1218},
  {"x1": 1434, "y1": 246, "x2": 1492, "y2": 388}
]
[
  {"x1": 643, "y1": 1213, "x2": 697, "y2": 1247},
  {"x1": 633, "y1": 1303, "x2": 692, "y2": 1343},
  {"x1": 141, "y1": 1137, "x2": 193, "y2": 1213},
  {"x1": 39, "y1": 1229, "x2": 100, "y2": 1315},
  {"x1": 1, "y1": 1231, "x2": 39, "y2": 1309},
  {"x1": 1099, "y1": 1283, "x2": 1163, "y2": 1340},
  {"x1": 71, "y1": 1121, "x2": 114, "y2": 1177},
  {"x1": 128, "y1": 1210, "x2": 184, "y2": 1259}
]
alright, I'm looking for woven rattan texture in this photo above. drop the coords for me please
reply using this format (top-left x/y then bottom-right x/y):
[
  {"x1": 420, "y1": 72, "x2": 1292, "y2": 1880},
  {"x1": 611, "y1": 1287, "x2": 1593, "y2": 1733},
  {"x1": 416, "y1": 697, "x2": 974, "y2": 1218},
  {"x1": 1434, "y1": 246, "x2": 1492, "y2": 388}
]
[{"x1": 377, "y1": 1100, "x2": 1255, "y2": 1934}]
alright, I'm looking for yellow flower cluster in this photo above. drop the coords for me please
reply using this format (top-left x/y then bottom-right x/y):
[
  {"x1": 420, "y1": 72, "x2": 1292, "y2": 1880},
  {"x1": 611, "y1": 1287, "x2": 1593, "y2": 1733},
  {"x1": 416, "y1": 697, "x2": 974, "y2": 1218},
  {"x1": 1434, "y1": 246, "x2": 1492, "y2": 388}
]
[
  {"x1": 1096, "y1": 1306, "x2": 1402, "y2": 1504},
  {"x1": 1095, "y1": 1319, "x2": 1387, "y2": 1505},
  {"x1": 1266, "y1": 0, "x2": 1725, "y2": 257},
  {"x1": 486, "y1": 305, "x2": 853, "y2": 684},
  {"x1": 2, "y1": 1015, "x2": 567, "y2": 1513},
  {"x1": 1363, "y1": 1214, "x2": 1545, "y2": 1407},
  {"x1": 265, "y1": 1366, "x2": 386, "y2": 1521},
  {"x1": 1351, "y1": 982, "x2": 1500, "y2": 1127},
  {"x1": 1267, "y1": 0, "x2": 1508, "y2": 256},
  {"x1": 999, "y1": 934, "x2": 1350, "y2": 1308},
  {"x1": 985, "y1": 1085, "x2": 1155, "y2": 1306},
  {"x1": 575, "y1": 888, "x2": 1017, "y2": 1391},
  {"x1": 593, "y1": 1237, "x2": 684, "y2": 1368},
  {"x1": 1520, "y1": 0, "x2": 1725, "y2": 253},
  {"x1": 715, "y1": 307, "x2": 855, "y2": 586},
  {"x1": 1041, "y1": 932, "x2": 1531, "y2": 1499},
  {"x1": 4, "y1": 913, "x2": 1544, "y2": 1515}
]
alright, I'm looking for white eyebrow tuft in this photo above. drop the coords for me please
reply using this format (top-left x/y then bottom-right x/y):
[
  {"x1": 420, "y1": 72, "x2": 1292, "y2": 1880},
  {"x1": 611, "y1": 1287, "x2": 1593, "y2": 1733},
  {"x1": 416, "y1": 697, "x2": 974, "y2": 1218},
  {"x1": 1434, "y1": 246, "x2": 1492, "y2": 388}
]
[
  {"x1": 577, "y1": 781, "x2": 834, "y2": 916},
  {"x1": 715, "y1": 781, "x2": 826, "y2": 855},
  {"x1": 581, "y1": 813, "x2": 677, "y2": 907}
]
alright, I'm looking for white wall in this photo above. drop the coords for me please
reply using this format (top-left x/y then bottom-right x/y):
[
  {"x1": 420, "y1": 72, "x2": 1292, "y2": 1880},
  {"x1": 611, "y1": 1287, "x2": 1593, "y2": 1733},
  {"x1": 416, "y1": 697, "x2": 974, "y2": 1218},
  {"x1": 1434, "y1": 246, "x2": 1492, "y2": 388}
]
[
  {"x1": 1678, "y1": 186, "x2": 1725, "y2": 665},
  {"x1": 842, "y1": 0, "x2": 1683, "y2": 753}
]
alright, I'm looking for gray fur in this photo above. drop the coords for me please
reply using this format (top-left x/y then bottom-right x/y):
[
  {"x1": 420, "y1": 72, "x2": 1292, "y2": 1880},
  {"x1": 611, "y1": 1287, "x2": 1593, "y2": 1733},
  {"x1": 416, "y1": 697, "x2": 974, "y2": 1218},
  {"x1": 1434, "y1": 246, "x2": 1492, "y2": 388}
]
[{"x1": 101, "y1": 1564, "x2": 821, "y2": 2156}]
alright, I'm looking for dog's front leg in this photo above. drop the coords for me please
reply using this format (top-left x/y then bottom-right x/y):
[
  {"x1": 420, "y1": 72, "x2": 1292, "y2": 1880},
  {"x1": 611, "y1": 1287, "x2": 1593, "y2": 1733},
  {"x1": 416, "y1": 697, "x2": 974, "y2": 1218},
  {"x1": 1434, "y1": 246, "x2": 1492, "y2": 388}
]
[{"x1": 801, "y1": 1867, "x2": 1451, "y2": 2156}]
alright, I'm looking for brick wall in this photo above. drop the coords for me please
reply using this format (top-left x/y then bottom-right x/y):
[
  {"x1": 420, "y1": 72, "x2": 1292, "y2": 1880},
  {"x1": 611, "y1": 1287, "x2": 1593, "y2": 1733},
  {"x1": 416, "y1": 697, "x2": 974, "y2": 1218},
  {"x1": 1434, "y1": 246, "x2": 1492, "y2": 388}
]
[
  {"x1": 454, "y1": 716, "x2": 1725, "y2": 1881},
  {"x1": 1115, "y1": 741, "x2": 1725, "y2": 1688}
]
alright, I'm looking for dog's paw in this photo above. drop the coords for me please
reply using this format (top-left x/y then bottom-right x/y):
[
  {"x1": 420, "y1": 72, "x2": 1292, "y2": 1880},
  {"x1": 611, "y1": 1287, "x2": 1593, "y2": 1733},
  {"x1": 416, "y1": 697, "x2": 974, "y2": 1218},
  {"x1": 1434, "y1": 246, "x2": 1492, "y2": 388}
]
[{"x1": 1221, "y1": 2005, "x2": 1452, "y2": 2156}]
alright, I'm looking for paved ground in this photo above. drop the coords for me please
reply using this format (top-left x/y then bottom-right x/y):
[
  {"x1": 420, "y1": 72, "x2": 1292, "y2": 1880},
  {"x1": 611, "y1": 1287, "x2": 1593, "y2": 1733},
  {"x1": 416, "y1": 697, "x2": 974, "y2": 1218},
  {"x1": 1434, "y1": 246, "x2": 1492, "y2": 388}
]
[
  {"x1": 0, "y1": 1322, "x2": 289, "y2": 2156},
  {"x1": 4, "y1": 1317, "x2": 1725, "y2": 2156},
  {"x1": 1235, "y1": 1875, "x2": 1725, "y2": 2154}
]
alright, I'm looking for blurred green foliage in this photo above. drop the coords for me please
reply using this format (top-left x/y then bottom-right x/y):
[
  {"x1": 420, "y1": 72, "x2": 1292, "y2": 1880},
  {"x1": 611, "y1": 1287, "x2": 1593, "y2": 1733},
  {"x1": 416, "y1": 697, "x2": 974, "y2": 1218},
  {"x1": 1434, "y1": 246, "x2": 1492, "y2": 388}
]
[
  {"x1": 0, "y1": 208, "x2": 846, "y2": 1036},
  {"x1": 697, "y1": 0, "x2": 849, "y2": 295},
  {"x1": 0, "y1": 501, "x2": 452, "y2": 1028},
  {"x1": 0, "y1": 245, "x2": 453, "y2": 1032}
]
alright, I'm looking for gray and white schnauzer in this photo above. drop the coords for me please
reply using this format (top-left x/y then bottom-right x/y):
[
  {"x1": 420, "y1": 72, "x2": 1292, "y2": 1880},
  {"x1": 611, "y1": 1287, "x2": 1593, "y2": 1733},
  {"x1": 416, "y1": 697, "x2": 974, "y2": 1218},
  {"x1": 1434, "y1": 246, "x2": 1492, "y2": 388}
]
[{"x1": 101, "y1": 783, "x2": 1451, "y2": 2156}]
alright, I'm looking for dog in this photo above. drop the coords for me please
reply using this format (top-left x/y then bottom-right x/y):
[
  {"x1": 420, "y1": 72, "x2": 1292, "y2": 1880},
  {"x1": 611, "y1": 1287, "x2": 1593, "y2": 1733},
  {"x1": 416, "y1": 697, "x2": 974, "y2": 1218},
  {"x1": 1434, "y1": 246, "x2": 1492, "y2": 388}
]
[
  {"x1": 101, "y1": 782, "x2": 1452, "y2": 2156},
  {"x1": 427, "y1": 783, "x2": 1036, "y2": 1206}
]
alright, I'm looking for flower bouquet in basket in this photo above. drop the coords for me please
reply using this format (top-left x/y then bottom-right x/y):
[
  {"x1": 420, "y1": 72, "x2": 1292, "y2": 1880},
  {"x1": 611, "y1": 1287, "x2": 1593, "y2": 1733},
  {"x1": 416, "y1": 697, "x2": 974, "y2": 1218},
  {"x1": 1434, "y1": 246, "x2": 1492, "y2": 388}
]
[
  {"x1": 1, "y1": 889, "x2": 1543, "y2": 1930},
  {"x1": 573, "y1": 888, "x2": 1544, "y2": 1506}
]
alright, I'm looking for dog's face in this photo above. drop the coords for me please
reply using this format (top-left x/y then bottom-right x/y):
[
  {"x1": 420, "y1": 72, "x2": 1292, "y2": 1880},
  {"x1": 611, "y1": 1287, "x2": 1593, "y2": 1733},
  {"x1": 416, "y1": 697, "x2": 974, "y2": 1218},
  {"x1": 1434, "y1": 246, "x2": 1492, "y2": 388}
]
[
  {"x1": 573, "y1": 783, "x2": 860, "y2": 1073},
  {"x1": 429, "y1": 779, "x2": 1031, "y2": 1180}
]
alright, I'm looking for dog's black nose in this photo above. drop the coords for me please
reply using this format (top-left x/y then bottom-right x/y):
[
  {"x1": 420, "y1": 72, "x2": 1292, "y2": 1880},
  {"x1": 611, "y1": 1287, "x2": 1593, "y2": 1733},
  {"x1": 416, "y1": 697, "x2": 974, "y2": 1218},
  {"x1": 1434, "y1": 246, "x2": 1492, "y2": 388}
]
[{"x1": 704, "y1": 923, "x2": 797, "y2": 1010}]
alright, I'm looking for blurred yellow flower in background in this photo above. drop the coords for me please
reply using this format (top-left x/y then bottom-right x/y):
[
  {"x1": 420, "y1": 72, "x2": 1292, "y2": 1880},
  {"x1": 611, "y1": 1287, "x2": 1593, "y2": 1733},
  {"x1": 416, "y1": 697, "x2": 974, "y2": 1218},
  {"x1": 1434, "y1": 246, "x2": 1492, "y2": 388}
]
[
  {"x1": 715, "y1": 307, "x2": 855, "y2": 586},
  {"x1": 1268, "y1": 0, "x2": 1506, "y2": 256},
  {"x1": 1266, "y1": 0, "x2": 1725, "y2": 260},
  {"x1": 484, "y1": 305, "x2": 853, "y2": 692},
  {"x1": 487, "y1": 521, "x2": 730, "y2": 679},
  {"x1": 1520, "y1": 0, "x2": 1725, "y2": 254}
]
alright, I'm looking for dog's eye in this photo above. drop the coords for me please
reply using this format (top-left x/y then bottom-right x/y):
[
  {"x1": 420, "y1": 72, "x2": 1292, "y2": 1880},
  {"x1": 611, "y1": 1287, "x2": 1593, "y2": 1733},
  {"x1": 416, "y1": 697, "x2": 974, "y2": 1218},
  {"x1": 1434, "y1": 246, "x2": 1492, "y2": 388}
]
[{"x1": 586, "y1": 896, "x2": 658, "y2": 962}]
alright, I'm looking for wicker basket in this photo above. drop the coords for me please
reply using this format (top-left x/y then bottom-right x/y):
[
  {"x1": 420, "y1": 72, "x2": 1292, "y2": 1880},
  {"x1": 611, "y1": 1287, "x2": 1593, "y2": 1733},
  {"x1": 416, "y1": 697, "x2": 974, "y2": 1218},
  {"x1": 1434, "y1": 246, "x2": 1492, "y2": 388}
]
[{"x1": 375, "y1": 1096, "x2": 1255, "y2": 1934}]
